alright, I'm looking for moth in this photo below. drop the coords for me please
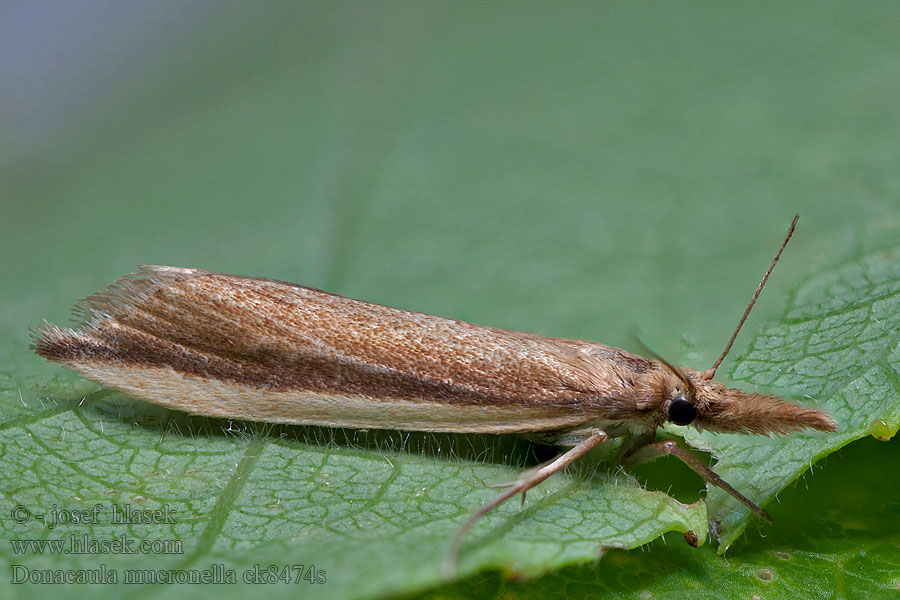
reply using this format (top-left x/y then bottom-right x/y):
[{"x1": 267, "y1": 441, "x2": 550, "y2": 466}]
[{"x1": 33, "y1": 216, "x2": 836, "y2": 566}]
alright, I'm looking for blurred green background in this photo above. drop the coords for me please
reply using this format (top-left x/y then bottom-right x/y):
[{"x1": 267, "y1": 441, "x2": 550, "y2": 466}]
[{"x1": 2, "y1": 2, "x2": 899, "y2": 599}]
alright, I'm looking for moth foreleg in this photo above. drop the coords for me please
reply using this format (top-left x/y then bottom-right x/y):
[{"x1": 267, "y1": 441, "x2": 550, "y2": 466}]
[
  {"x1": 445, "y1": 429, "x2": 608, "y2": 576},
  {"x1": 622, "y1": 438, "x2": 773, "y2": 523}
]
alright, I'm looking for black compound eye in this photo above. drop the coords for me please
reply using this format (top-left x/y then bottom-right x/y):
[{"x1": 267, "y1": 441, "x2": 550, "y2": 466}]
[{"x1": 668, "y1": 399, "x2": 697, "y2": 426}]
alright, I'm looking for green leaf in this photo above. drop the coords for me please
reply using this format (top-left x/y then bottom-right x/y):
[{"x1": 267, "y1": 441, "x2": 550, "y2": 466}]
[
  {"x1": 684, "y1": 246, "x2": 900, "y2": 551},
  {"x1": 411, "y1": 432, "x2": 900, "y2": 598},
  {"x1": 0, "y1": 375, "x2": 706, "y2": 600},
  {"x1": 6, "y1": 246, "x2": 898, "y2": 600}
]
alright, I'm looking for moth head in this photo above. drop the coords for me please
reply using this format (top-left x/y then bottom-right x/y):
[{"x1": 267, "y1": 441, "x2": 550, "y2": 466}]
[
  {"x1": 659, "y1": 365, "x2": 838, "y2": 435},
  {"x1": 646, "y1": 216, "x2": 840, "y2": 435},
  {"x1": 636, "y1": 216, "x2": 837, "y2": 436}
]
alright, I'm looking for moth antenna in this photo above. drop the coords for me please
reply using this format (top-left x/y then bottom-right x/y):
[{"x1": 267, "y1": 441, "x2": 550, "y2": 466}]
[{"x1": 702, "y1": 215, "x2": 799, "y2": 381}]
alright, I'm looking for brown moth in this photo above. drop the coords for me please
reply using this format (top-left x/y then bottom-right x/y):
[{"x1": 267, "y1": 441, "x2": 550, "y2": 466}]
[{"x1": 33, "y1": 216, "x2": 836, "y2": 567}]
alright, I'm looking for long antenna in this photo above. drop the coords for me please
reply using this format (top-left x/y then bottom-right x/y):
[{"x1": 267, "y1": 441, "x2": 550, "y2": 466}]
[{"x1": 701, "y1": 215, "x2": 799, "y2": 381}]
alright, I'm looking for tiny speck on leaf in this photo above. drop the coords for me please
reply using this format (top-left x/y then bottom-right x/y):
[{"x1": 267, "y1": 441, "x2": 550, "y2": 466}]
[{"x1": 868, "y1": 419, "x2": 893, "y2": 441}]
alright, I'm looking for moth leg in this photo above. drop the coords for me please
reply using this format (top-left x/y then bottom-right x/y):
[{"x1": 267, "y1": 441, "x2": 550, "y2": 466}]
[
  {"x1": 521, "y1": 426, "x2": 608, "y2": 447},
  {"x1": 445, "y1": 429, "x2": 608, "y2": 575},
  {"x1": 491, "y1": 427, "x2": 610, "y2": 499},
  {"x1": 622, "y1": 439, "x2": 773, "y2": 523}
]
